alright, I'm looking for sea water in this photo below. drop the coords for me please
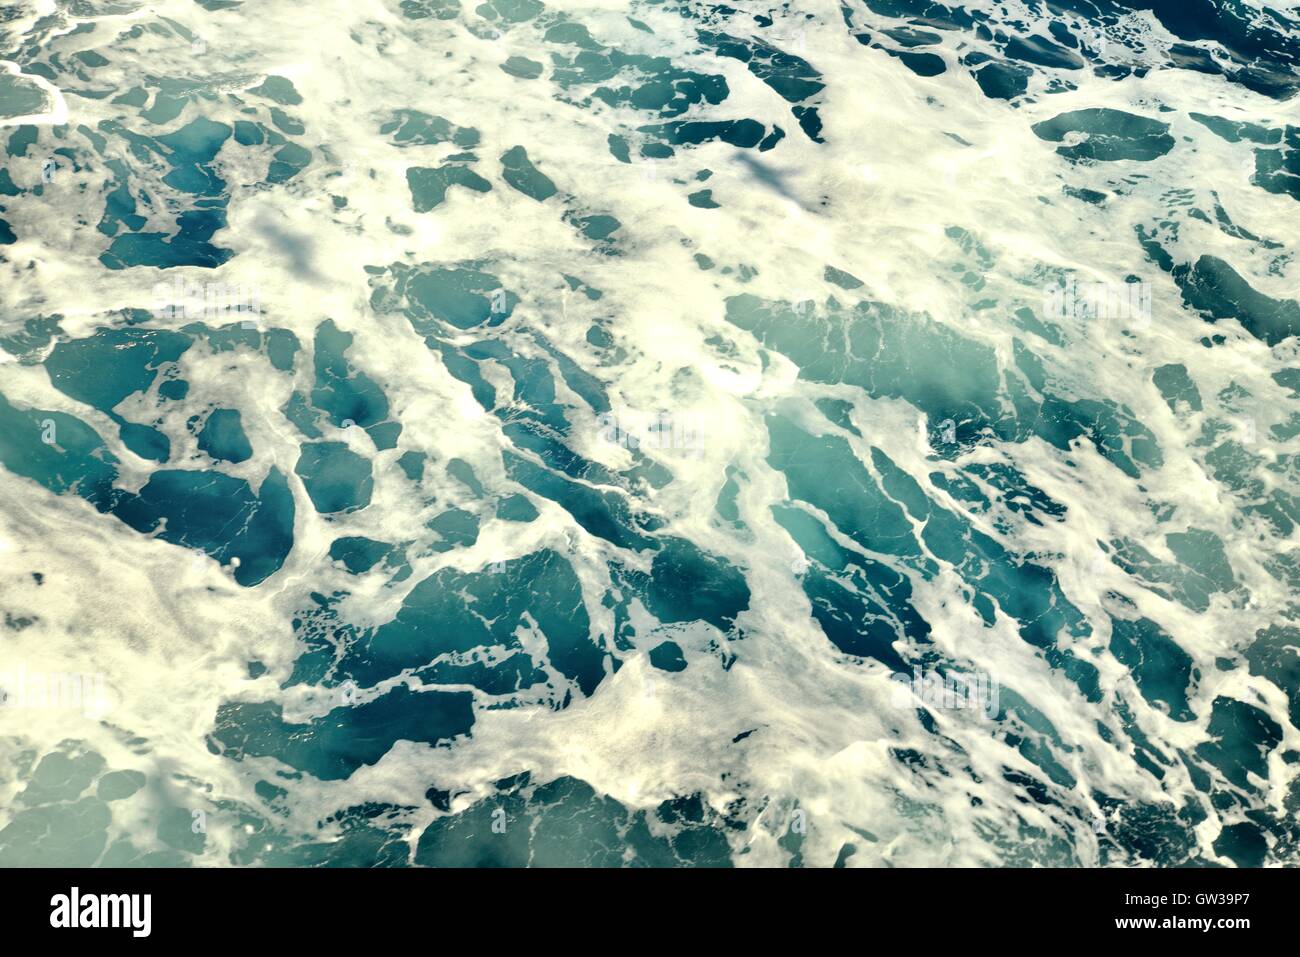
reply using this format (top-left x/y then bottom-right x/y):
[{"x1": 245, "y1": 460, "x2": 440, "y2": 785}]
[{"x1": 0, "y1": 0, "x2": 1298, "y2": 867}]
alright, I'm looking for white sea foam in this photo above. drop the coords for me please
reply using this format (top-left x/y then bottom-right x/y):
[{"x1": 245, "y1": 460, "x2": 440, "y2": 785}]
[{"x1": 0, "y1": 0, "x2": 1297, "y2": 866}]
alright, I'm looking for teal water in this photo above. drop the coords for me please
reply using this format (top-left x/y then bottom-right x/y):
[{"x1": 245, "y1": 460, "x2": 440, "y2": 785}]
[{"x1": 1, "y1": 0, "x2": 1298, "y2": 868}]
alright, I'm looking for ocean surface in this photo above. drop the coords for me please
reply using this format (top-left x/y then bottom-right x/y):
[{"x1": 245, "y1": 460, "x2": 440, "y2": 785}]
[{"x1": 0, "y1": 0, "x2": 1298, "y2": 867}]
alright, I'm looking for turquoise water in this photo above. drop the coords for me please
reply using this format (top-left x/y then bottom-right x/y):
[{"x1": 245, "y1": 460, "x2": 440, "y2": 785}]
[{"x1": 0, "y1": 0, "x2": 1298, "y2": 867}]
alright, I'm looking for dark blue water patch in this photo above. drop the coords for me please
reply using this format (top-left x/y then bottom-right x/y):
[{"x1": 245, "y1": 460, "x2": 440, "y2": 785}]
[
  {"x1": 882, "y1": 25, "x2": 944, "y2": 48},
  {"x1": 381, "y1": 109, "x2": 479, "y2": 149},
  {"x1": 120, "y1": 421, "x2": 169, "y2": 462},
  {"x1": 1166, "y1": 41, "x2": 1225, "y2": 82},
  {"x1": 963, "y1": 55, "x2": 1032, "y2": 100},
  {"x1": 99, "y1": 206, "x2": 234, "y2": 269},
  {"x1": 111, "y1": 467, "x2": 295, "y2": 586},
  {"x1": 538, "y1": 10, "x2": 738, "y2": 137},
  {"x1": 269, "y1": 108, "x2": 304, "y2": 136},
  {"x1": 1141, "y1": 0, "x2": 1300, "y2": 99},
  {"x1": 1152, "y1": 363, "x2": 1202, "y2": 412},
  {"x1": 1244, "y1": 625, "x2": 1300, "y2": 731},
  {"x1": 824, "y1": 266, "x2": 864, "y2": 290},
  {"x1": 1250, "y1": 126, "x2": 1300, "y2": 202},
  {"x1": 198, "y1": 408, "x2": 253, "y2": 463},
  {"x1": 309, "y1": 319, "x2": 397, "y2": 447},
  {"x1": 266, "y1": 142, "x2": 312, "y2": 184},
  {"x1": 1212, "y1": 821, "x2": 1269, "y2": 867},
  {"x1": 96, "y1": 159, "x2": 147, "y2": 237},
  {"x1": 397, "y1": 450, "x2": 427, "y2": 482},
  {"x1": 570, "y1": 211, "x2": 621, "y2": 243},
  {"x1": 502, "y1": 56, "x2": 544, "y2": 79},
  {"x1": 1108, "y1": 616, "x2": 1196, "y2": 721},
  {"x1": 2, "y1": 313, "x2": 82, "y2": 363},
  {"x1": 1092, "y1": 790, "x2": 1202, "y2": 866},
  {"x1": 614, "y1": 537, "x2": 750, "y2": 633},
  {"x1": 964, "y1": 461, "x2": 1067, "y2": 528},
  {"x1": 726, "y1": 293, "x2": 1162, "y2": 477},
  {"x1": 857, "y1": 0, "x2": 1298, "y2": 100},
  {"x1": 638, "y1": 118, "x2": 768, "y2": 151},
  {"x1": 503, "y1": 420, "x2": 614, "y2": 481},
  {"x1": 714, "y1": 465, "x2": 744, "y2": 526},
  {"x1": 426, "y1": 508, "x2": 480, "y2": 552},
  {"x1": 1062, "y1": 183, "x2": 1108, "y2": 205},
  {"x1": 1172, "y1": 254, "x2": 1300, "y2": 345},
  {"x1": 45, "y1": 326, "x2": 192, "y2": 413},
  {"x1": 886, "y1": 47, "x2": 948, "y2": 77},
  {"x1": 697, "y1": 31, "x2": 825, "y2": 140},
  {"x1": 335, "y1": 549, "x2": 605, "y2": 698},
  {"x1": 407, "y1": 164, "x2": 492, "y2": 211},
  {"x1": 1110, "y1": 528, "x2": 1237, "y2": 614},
  {"x1": 649, "y1": 640, "x2": 687, "y2": 672},
  {"x1": 762, "y1": 419, "x2": 1098, "y2": 696},
  {"x1": 179, "y1": 317, "x2": 273, "y2": 354},
  {"x1": 584, "y1": 57, "x2": 728, "y2": 119},
  {"x1": 1005, "y1": 32, "x2": 1085, "y2": 71},
  {"x1": 156, "y1": 117, "x2": 231, "y2": 195},
  {"x1": 378, "y1": 261, "x2": 519, "y2": 332},
  {"x1": 295, "y1": 441, "x2": 373, "y2": 514},
  {"x1": 1194, "y1": 695, "x2": 1282, "y2": 792},
  {"x1": 542, "y1": 18, "x2": 604, "y2": 51},
  {"x1": 282, "y1": 391, "x2": 324, "y2": 439},
  {"x1": 764, "y1": 413, "x2": 925, "y2": 562},
  {"x1": 139, "y1": 92, "x2": 188, "y2": 127},
  {"x1": 0, "y1": 747, "x2": 115, "y2": 866},
  {"x1": 0, "y1": 391, "x2": 121, "y2": 511},
  {"x1": 504, "y1": 451, "x2": 657, "y2": 552},
  {"x1": 44, "y1": 326, "x2": 193, "y2": 453},
  {"x1": 264, "y1": 328, "x2": 299, "y2": 371},
  {"x1": 1011, "y1": 305, "x2": 1065, "y2": 346},
  {"x1": 1189, "y1": 112, "x2": 1282, "y2": 146},
  {"x1": 447, "y1": 458, "x2": 485, "y2": 496},
  {"x1": 500, "y1": 145, "x2": 557, "y2": 201},
  {"x1": 772, "y1": 504, "x2": 929, "y2": 670},
  {"x1": 5, "y1": 125, "x2": 38, "y2": 157},
  {"x1": 250, "y1": 75, "x2": 303, "y2": 106},
  {"x1": 535, "y1": 333, "x2": 611, "y2": 414},
  {"x1": 414, "y1": 773, "x2": 734, "y2": 866},
  {"x1": 209, "y1": 683, "x2": 475, "y2": 781},
  {"x1": 1031, "y1": 109, "x2": 1175, "y2": 162},
  {"x1": 329, "y1": 536, "x2": 399, "y2": 575},
  {"x1": 233, "y1": 120, "x2": 263, "y2": 146},
  {"x1": 496, "y1": 493, "x2": 539, "y2": 522}
]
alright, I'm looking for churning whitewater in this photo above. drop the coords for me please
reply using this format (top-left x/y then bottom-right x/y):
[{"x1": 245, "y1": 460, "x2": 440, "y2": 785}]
[{"x1": 1, "y1": 0, "x2": 1299, "y2": 867}]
